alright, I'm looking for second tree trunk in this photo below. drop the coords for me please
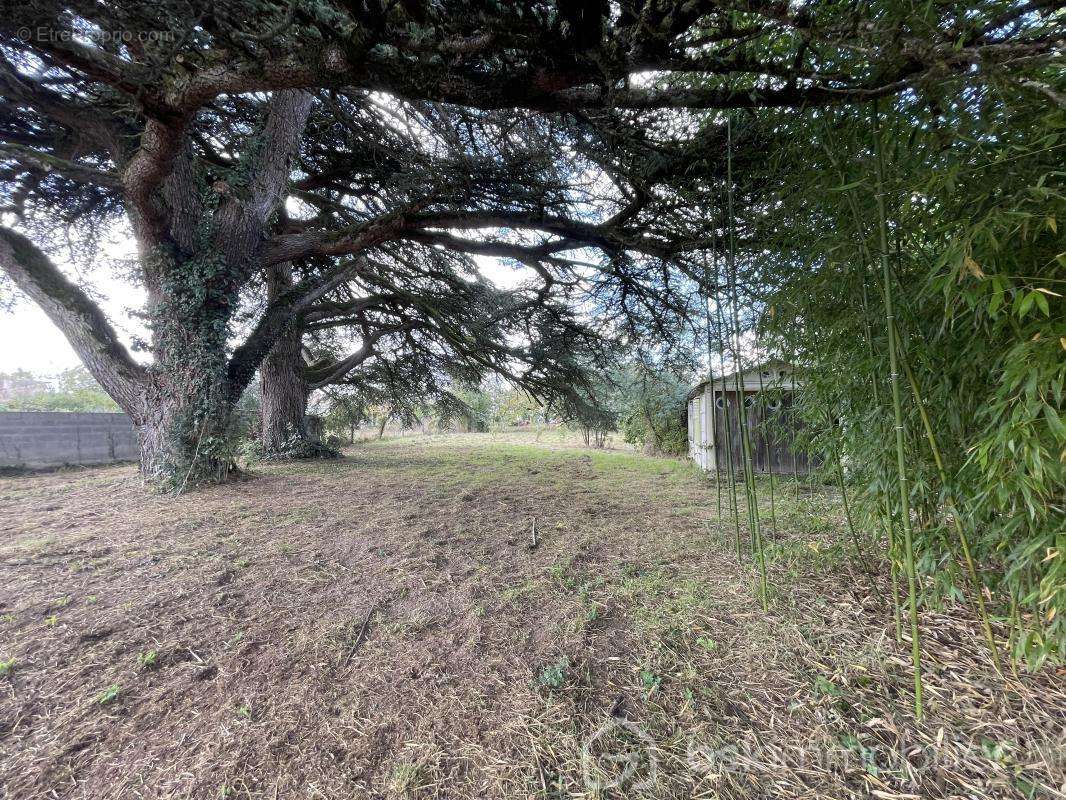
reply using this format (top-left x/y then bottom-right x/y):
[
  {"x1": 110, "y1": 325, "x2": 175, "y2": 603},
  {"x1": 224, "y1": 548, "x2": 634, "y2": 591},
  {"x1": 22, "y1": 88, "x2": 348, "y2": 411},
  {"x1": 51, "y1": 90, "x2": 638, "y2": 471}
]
[{"x1": 259, "y1": 264, "x2": 312, "y2": 453}]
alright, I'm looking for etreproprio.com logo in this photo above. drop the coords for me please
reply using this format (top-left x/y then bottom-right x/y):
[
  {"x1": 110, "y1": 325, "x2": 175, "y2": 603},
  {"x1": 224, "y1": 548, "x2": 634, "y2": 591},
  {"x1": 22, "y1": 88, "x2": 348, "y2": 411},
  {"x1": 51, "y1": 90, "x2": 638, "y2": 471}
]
[
  {"x1": 17, "y1": 27, "x2": 175, "y2": 44},
  {"x1": 581, "y1": 717, "x2": 660, "y2": 793}
]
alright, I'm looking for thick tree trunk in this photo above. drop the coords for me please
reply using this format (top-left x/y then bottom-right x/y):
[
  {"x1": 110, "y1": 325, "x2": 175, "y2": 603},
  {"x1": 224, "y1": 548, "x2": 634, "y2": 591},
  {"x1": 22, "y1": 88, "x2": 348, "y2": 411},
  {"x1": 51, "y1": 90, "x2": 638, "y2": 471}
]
[
  {"x1": 135, "y1": 378, "x2": 235, "y2": 489},
  {"x1": 1, "y1": 226, "x2": 242, "y2": 490},
  {"x1": 133, "y1": 90, "x2": 314, "y2": 482},
  {"x1": 135, "y1": 268, "x2": 243, "y2": 489},
  {"x1": 260, "y1": 324, "x2": 311, "y2": 451},
  {"x1": 259, "y1": 263, "x2": 314, "y2": 454}
]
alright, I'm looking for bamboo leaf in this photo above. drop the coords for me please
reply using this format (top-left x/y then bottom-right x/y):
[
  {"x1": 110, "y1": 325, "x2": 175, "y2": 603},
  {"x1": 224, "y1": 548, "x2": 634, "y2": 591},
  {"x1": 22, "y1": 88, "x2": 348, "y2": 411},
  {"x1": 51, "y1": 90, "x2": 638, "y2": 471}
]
[
  {"x1": 1017, "y1": 291, "x2": 1036, "y2": 319},
  {"x1": 1043, "y1": 404, "x2": 1066, "y2": 439},
  {"x1": 831, "y1": 180, "x2": 865, "y2": 192},
  {"x1": 1034, "y1": 292, "x2": 1050, "y2": 317}
]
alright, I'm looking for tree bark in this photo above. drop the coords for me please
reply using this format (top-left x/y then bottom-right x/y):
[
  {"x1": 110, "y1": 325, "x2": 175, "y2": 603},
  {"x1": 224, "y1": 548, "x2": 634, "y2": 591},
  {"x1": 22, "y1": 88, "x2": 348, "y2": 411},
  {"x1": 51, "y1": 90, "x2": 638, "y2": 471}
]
[
  {"x1": 136, "y1": 244, "x2": 245, "y2": 487},
  {"x1": 260, "y1": 326, "x2": 311, "y2": 451},
  {"x1": 135, "y1": 375, "x2": 235, "y2": 488},
  {"x1": 259, "y1": 263, "x2": 313, "y2": 453},
  {"x1": 131, "y1": 90, "x2": 313, "y2": 483}
]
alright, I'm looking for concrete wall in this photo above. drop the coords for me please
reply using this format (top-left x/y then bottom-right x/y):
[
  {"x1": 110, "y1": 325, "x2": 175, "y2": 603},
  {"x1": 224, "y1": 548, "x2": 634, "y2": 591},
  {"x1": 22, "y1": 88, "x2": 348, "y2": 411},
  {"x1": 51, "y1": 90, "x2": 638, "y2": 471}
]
[{"x1": 0, "y1": 411, "x2": 139, "y2": 468}]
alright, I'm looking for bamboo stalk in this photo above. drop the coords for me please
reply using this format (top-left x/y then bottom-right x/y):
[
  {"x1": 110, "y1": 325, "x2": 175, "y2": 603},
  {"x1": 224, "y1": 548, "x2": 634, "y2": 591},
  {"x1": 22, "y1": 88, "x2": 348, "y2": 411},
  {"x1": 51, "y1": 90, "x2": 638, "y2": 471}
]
[
  {"x1": 703, "y1": 252, "x2": 724, "y2": 524},
  {"x1": 790, "y1": 368, "x2": 801, "y2": 493},
  {"x1": 727, "y1": 114, "x2": 768, "y2": 608},
  {"x1": 712, "y1": 216, "x2": 742, "y2": 556},
  {"x1": 731, "y1": 354, "x2": 757, "y2": 550},
  {"x1": 756, "y1": 359, "x2": 778, "y2": 541},
  {"x1": 873, "y1": 102, "x2": 923, "y2": 718},
  {"x1": 883, "y1": 497, "x2": 904, "y2": 642},
  {"x1": 831, "y1": 418, "x2": 877, "y2": 594},
  {"x1": 860, "y1": 258, "x2": 905, "y2": 641}
]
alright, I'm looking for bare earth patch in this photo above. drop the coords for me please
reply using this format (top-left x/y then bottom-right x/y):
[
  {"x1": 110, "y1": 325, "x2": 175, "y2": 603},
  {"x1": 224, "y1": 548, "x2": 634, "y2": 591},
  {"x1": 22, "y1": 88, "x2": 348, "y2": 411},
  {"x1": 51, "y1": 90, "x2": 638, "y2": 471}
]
[{"x1": 0, "y1": 432, "x2": 1062, "y2": 799}]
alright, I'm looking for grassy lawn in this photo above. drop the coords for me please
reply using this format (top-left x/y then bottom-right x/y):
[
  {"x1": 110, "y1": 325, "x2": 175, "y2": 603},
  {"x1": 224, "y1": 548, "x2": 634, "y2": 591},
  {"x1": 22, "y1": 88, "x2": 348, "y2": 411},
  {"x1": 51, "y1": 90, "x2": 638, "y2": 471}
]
[{"x1": 0, "y1": 432, "x2": 1061, "y2": 799}]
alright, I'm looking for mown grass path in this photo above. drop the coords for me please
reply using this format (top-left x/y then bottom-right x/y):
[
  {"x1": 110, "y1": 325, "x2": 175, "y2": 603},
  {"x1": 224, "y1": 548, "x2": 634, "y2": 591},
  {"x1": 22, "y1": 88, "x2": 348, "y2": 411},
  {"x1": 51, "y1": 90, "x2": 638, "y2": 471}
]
[{"x1": 0, "y1": 433, "x2": 1060, "y2": 799}]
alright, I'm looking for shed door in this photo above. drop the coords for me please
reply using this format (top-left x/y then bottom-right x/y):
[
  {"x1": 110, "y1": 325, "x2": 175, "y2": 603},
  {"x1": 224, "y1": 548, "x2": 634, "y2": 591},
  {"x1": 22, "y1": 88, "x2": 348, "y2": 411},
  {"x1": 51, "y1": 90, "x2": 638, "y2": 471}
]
[{"x1": 712, "y1": 390, "x2": 815, "y2": 475}]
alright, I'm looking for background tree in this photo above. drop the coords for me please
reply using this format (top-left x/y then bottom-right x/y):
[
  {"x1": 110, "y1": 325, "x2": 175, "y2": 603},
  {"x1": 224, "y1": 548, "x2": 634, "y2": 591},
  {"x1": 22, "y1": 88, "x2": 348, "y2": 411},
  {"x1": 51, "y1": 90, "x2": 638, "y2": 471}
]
[
  {"x1": 0, "y1": 365, "x2": 119, "y2": 411},
  {"x1": 257, "y1": 241, "x2": 613, "y2": 454},
  {"x1": 490, "y1": 386, "x2": 545, "y2": 429},
  {"x1": 319, "y1": 389, "x2": 368, "y2": 444},
  {"x1": 618, "y1": 364, "x2": 693, "y2": 457}
]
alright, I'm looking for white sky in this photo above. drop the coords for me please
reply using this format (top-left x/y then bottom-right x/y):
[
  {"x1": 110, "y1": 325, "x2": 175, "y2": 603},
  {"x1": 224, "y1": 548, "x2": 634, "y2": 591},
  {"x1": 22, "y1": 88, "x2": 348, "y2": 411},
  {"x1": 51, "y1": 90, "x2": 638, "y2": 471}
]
[{"x1": 0, "y1": 303, "x2": 98, "y2": 372}]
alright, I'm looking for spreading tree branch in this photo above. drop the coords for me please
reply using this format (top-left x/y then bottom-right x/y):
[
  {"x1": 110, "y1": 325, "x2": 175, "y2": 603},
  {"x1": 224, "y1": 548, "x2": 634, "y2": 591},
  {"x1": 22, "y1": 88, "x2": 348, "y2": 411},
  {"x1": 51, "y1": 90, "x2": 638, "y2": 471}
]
[{"x1": 0, "y1": 226, "x2": 146, "y2": 412}]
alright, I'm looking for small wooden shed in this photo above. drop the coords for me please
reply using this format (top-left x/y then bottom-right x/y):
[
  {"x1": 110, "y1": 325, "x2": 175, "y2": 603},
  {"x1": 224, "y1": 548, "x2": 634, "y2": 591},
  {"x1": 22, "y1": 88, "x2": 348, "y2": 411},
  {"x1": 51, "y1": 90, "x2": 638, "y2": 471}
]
[{"x1": 687, "y1": 359, "x2": 816, "y2": 475}]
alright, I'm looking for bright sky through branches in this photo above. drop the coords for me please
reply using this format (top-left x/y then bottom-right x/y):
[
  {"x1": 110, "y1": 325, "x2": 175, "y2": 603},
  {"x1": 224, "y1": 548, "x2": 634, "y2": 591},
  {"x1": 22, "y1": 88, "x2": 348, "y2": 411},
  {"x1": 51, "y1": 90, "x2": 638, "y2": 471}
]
[{"x1": 0, "y1": 250, "x2": 525, "y2": 372}]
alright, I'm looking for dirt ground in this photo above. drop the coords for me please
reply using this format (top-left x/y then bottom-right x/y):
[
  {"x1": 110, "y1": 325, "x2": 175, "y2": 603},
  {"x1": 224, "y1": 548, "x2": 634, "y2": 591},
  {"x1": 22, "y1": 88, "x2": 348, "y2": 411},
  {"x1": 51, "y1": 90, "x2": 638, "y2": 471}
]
[{"x1": 0, "y1": 431, "x2": 1062, "y2": 799}]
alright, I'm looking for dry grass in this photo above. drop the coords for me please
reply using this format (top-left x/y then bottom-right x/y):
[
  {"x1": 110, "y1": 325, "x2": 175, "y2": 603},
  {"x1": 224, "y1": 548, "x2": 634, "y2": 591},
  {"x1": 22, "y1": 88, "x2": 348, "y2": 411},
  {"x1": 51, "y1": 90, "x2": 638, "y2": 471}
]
[{"x1": 0, "y1": 431, "x2": 1061, "y2": 799}]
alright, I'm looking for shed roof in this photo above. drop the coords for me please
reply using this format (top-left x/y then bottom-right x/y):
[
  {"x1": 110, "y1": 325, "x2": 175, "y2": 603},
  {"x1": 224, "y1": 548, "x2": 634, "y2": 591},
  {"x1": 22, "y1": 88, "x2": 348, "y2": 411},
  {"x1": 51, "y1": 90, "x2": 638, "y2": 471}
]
[{"x1": 687, "y1": 359, "x2": 798, "y2": 401}]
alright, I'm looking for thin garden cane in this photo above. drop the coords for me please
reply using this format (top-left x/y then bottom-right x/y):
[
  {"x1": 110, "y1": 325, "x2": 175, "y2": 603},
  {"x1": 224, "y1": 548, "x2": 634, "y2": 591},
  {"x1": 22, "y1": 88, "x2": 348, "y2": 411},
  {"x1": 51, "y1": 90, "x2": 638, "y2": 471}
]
[
  {"x1": 709, "y1": 191, "x2": 743, "y2": 554},
  {"x1": 856, "y1": 245, "x2": 906, "y2": 642},
  {"x1": 727, "y1": 161, "x2": 758, "y2": 553},
  {"x1": 790, "y1": 368, "x2": 801, "y2": 494},
  {"x1": 712, "y1": 223, "x2": 743, "y2": 557},
  {"x1": 820, "y1": 128, "x2": 884, "y2": 410},
  {"x1": 717, "y1": 303, "x2": 743, "y2": 558},
  {"x1": 720, "y1": 118, "x2": 752, "y2": 544},
  {"x1": 755, "y1": 356, "x2": 778, "y2": 541},
  {"x1": 891, "y1": 321, "x2": 1004, "y2": 674},
  {"x1": 702, "y1": 250, "x2": 724, "y2": 526},
  {"x1": 730, "y1": 334, "x2": 757, "y2": 550},
  {"x1": 872, "y1": 101, "x2": 923, "y2": 718},
  {"x1": 780, "y1": 325, "x2": 802, "y2": 494},
  {"x1": 725, "y1": 278, "x2": 757, "y2": 549},
  {"x1": 858, "y1": 254, "x2": 904, "y2": 642},
  {"x1": 727, "y1": 113, "x2": 768, "y2": 608}
]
